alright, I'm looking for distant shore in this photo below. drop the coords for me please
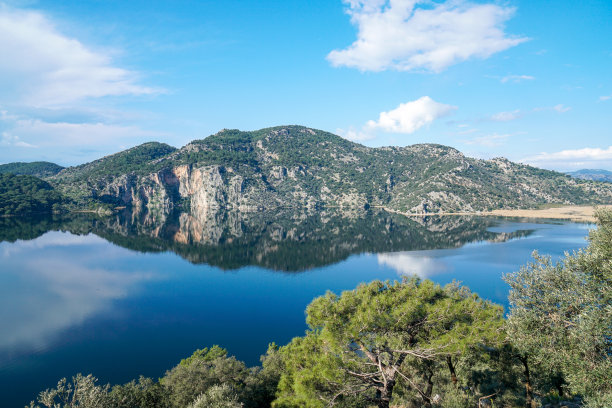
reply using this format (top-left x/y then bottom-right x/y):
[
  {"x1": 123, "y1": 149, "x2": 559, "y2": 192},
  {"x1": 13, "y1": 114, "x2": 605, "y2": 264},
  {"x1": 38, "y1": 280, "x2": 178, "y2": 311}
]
[
  {"x1": 485, "y1": 205, "x2": 612, "y2": 223},
  {"x1": 384, "y1": 205, "x2": 612, "y2": 223}
]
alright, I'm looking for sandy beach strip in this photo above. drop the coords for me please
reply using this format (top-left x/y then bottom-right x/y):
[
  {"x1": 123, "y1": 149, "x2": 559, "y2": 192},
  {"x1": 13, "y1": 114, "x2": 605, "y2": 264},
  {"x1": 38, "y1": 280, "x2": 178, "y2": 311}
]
[
  {"x1": 383, "y1": 205, "x2": 612, "y2": 223},
  {"x1": 485, "y1": 205, "x2": 612, "y2": 223}
]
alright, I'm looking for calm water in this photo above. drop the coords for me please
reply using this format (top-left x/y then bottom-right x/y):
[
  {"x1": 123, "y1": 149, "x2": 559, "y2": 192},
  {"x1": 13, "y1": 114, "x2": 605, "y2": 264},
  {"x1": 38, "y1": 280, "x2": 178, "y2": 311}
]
[{"x1": 0, "y1": 209, "x2": 592, "y2": 406}]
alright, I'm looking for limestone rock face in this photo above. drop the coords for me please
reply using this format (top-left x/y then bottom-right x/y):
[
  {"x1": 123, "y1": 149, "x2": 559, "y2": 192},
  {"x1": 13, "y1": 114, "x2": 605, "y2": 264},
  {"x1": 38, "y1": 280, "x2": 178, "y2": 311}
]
[{"x1": 51, "y1": 126, "x2": 612, "y2": 215}]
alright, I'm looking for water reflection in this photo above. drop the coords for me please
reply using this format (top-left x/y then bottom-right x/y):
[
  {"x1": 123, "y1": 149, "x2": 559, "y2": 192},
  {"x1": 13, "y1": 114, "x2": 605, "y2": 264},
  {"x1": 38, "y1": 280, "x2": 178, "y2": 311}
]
[
  {"x1": 1, "y1": 210, "x2": 584, "y2": 407},
  {"x1": 0, "y1": 232, "x2": 158, "y2": 358},
  {"x1": 377, "y1": 252, "x2": 450, "y2": 279},
  {"x1": 0, "y1": 209, "x2": 534, "y2": 362},
  {"x1": 0, "y1": 209, "x2": 533, "y2": 272}
]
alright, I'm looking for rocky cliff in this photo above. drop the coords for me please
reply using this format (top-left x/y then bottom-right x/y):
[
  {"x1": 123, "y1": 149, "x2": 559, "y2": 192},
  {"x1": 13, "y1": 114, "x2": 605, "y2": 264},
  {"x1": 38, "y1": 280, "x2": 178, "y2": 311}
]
[{"x1": 50, "y1": 126, "x2": 612, "y2": 214}]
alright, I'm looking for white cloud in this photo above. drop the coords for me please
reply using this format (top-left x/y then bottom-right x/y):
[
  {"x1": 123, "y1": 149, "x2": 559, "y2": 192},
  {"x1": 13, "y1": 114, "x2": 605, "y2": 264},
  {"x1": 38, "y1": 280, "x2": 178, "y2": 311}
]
[
  {"x1": 336, "y1": 127, "x2": 375, "y2": 142},
  {"x1": 378, "y1": 252, "x2": 448, "y2": 279},
  {"x1": 0, "y1": 5, "x2": 159, "y2": 107},
  {"x1": 500, "y1": 74, "x2": 535, "y2": 83},
  {"x1": 490, "y1": 109, "x2": 521, "y2": 122},
  {"x1": 0, "y1": 111, "x2": 170, "y2": 164},
  {"x1": 599, "y1": 94, "x2": 611, "y2": 102},
  {"x1": 521, "y1": 146, "x2": 612, "y2": 170},
  {"x1": 0, "y1": 231, "x2": 158, "y2": 354},
  {"x1": 366, "y1": 96, "x2": 457, "y2": 133},
  {"x1": 1, "y1": 130, "x2": 37, "y2": 148},
  {"x1": 327, "y1": 0, "x2": 527, "y2": 72},
  {"x1": 463, "y1": 133, "x2": 510, "y2": 147}
]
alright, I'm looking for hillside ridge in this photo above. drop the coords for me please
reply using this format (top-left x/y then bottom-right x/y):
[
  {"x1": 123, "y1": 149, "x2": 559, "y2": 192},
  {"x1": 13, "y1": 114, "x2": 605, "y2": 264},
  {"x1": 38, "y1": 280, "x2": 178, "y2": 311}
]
[{"x1": 4, "y1": 125, "x2": 612, "y2": 215}]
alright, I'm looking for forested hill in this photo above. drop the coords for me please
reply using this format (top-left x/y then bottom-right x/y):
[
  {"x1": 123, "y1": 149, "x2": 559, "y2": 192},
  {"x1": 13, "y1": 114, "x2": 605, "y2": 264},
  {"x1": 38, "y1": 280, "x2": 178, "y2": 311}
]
[
  {"x1": 46, "y1": 125, "x2": 612, "y2": 214},
  {"x1": 0, "y1": 173, "x2": 65, "y2": 215},
  {"x1": 0, "y1": 161, "x2": 64, "y2": 177}
]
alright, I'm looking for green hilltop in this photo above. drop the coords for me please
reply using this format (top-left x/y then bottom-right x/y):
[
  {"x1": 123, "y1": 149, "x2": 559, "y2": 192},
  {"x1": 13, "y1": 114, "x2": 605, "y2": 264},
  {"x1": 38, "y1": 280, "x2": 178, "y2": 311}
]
[
  {"x1": 3, "y1": 126, "x2": 612, "y2": 215},
  {"x1": 0, "y1": 161, "x2": 64, "y2": 177}
]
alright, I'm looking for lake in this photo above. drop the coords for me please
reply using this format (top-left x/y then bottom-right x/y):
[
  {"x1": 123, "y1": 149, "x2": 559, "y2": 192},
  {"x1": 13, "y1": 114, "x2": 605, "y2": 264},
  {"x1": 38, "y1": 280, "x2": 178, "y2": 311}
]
[{"x1": 0, "y1": 209, "x2": 593, "y2": 406}]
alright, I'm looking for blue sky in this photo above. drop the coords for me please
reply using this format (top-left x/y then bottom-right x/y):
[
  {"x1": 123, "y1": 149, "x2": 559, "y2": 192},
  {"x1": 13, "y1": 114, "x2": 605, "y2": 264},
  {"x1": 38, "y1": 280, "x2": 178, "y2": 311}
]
[{"x1": 0, "y1": 0, "x2": 610, "y2": 171}]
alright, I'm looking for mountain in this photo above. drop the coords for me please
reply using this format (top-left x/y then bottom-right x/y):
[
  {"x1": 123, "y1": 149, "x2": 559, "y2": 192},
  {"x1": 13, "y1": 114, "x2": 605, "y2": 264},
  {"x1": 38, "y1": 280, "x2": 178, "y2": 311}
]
[
  {"x1": 48, "y1": 125, "x2": 612, "y2": 214},
  {"x1": 567, "y1": 169, "x2": 612, "y2": 183},
  {"x1": 0, "y1": 161, "x2": 64, "y2": 177}
]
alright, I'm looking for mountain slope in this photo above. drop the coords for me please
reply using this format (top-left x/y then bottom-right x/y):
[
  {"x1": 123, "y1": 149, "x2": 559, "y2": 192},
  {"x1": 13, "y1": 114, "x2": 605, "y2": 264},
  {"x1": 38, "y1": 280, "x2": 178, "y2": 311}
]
[
  {"x1": 0, "y1": 173, "x2": 65, "y2": 215},
  {"x1": 51, "y1": 126, "x2": 612, "y2": 213},
  {"x1": 0, "y1": 161, "x2": 64, "y2": 177},
  {"x1": 567, "y1": 169, "x2": 612, "y2": 183}
]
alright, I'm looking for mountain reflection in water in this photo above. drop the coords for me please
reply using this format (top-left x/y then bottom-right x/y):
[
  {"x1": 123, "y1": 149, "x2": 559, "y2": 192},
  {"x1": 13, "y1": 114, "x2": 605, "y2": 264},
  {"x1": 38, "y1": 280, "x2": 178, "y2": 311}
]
[{"x1": 0, "y1": 208, "x2": 533, "y2": 272}]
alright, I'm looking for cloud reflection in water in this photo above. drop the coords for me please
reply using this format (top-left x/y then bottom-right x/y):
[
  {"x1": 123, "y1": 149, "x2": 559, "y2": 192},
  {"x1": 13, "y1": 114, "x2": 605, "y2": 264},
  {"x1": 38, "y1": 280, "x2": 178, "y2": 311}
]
[
  {"x1": 377, "y1": 252, "x2": 450, "y2": 279},
  {"x1": 0, "y1": 231, "x2": 158, "y2": 360}
]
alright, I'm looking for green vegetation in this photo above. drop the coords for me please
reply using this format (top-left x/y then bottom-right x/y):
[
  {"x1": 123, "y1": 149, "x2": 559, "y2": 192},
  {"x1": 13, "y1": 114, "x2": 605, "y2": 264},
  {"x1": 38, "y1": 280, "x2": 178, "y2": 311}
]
[
  {"x1": 57, "y1": 142, "x2": 177, "y2": 181},
  {"x1": 42, "y1": 126, "x2": 612, "y2": 214},
  {"x1": 26, "y1": 210, "x2": 612, "y2": 408},
  {"x1": 0, "y1": 173, "x2": 65, "y2": 215},
  {"x1": 504, "y1": 208, "x2": 612, "y2": 407},
  {"x1": 0, "y1": 161, "x2": 64, "y2": 177},
  {"x1": 275, "y1": 279, "x2": 504, "y2": 408}
]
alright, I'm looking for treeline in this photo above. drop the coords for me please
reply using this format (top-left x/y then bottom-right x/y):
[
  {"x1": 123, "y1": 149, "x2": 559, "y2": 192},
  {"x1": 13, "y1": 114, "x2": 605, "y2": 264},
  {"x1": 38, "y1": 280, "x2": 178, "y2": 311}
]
[
  {"x1": 0, "y1": 161, "x2": 64, "y2": 177},
  {"x1": 0, "y1": 173, "x2": 65, "y2": 216},
  {"x1": 28, "y1": 211, "x2": 612, "y2": 408}
]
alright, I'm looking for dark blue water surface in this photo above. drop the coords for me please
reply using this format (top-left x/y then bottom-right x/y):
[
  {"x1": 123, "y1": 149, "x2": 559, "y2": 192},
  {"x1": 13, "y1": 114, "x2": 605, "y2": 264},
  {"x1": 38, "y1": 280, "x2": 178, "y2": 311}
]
[{"x1": 0, "y1": 210, "x2": 593, "y2": 406}]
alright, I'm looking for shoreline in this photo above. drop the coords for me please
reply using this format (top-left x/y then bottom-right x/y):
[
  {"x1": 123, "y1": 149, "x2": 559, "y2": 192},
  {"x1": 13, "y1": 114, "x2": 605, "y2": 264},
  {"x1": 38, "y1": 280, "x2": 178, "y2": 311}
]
[{"x1": 384, "y1": 205, "x2": 612, "y2": 223}]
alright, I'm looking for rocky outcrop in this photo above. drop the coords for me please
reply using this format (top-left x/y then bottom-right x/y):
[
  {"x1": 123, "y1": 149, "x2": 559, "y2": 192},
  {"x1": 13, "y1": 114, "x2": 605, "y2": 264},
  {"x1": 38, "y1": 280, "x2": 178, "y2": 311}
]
[{"x1": 51, "y1": 126, "x2": 612, "y2": 216}]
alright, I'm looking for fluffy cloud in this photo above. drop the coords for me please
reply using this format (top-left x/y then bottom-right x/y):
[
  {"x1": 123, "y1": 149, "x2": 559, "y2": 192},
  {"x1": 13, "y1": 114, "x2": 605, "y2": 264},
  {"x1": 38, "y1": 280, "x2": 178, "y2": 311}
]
[
  {"x1": 328, "y1": 0, "x2": 527, "y2": 72},
  {"x1": 521, "y1": 146, "x2": 612, "y2": 170},
  {"x1": 339, "y1": 96, "x2": 456, "y2": 142},
  {"x1": 0, "y1": 5, "x2": 158, "y2": 107},
  {"x1": 599, "y1": 94, "x2": 611, "y2": 102},
  {"x1": 366, "y1": 96, "x2": 457, "y2": 133}
]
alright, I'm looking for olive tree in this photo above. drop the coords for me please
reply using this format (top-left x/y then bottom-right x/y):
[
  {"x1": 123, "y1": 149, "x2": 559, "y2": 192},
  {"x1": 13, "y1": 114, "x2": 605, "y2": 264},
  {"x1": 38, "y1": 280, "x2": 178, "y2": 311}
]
[
  {"x1": 28, "y1": 374, "x2": 111, "y2": 408},
  {"x1": 504, "y1": 209, "x2": 612, "y2": 407}
]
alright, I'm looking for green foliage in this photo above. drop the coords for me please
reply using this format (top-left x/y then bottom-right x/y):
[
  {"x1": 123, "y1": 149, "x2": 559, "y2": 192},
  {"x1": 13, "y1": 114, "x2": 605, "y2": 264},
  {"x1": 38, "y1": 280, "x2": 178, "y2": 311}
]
[
  {"x1": 275, "y1": 278, "x2": 505, "y2": 408},
  {"x1": 160, "y1": 345, "x2": 275, "y2": 408},
  {"x1": 59, "y1": 142, "x2": 177, "y2": 181},
  {"x1": 110, "y1": 376, "x2": 171, "y2": 408},
  {"x1": 28, "y1": 374, "x2": 111, "y2": 408},
  {"x1": 179, "y1": 345, "x2": 228, "y2": 366},
  {"x1": 48, "y1": 125, "x2": 612, "y2": 213},
  {"x1": 0, "y1": 161, "x2": 64, "y2": 177},
  {"x1": 188, "y1": 384, "x2": 243, "y2": 408},
  {"x1": 0, "y1": 173, "x2": 66, "y2": 215},
  {"x1": 504, "y1": 208, "x2": 612, "y2": 407}
]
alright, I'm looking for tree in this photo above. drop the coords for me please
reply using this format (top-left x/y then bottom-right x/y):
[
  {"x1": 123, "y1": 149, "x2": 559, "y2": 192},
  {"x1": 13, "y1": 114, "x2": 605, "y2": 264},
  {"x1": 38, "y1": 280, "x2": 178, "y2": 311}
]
[
  {"x1": 188, "y1": 384, "x2": 243, "y2": 408},
  {"x1": 161, "y1": 346, "x2": 250, "y2": 408},
  {"x1": 110, "y1": 376, "x2": 171, "y2": 408},
  {"x1": 504, "y1": 209, "x2": 612, "y2": 407},
  {"x1": 274, "y1": 278, "x2": 504, "y2": 408},
  {"x1": 28, "y1": 374, "x2": 111, "y2": 408}
]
